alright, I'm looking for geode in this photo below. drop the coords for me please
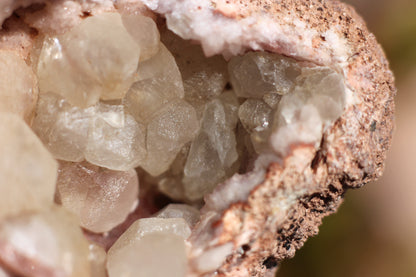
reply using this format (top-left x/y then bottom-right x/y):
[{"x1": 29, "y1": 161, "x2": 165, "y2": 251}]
[{"x1": 0, "y1": 0, "x2": 395, "y2": 276}]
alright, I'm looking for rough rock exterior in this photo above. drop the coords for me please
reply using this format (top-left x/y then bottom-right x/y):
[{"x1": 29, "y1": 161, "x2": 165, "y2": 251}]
[{"x1": 0, "y1": 0, "x2": 395, "y2": 277}]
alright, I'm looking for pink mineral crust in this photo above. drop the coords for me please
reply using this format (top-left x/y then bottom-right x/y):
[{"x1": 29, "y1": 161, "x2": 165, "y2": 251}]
[{"x1": 0, "y1": 0, "x2": 395, "y2": 277}]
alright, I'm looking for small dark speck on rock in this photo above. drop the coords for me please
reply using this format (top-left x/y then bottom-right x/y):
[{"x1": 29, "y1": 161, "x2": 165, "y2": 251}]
[
  {"x1": 262, "y1": 256, "x2": 279, "y2": 269},
  {"x1": 370, "y1": 120, "x2": 377, "y2": 132}
]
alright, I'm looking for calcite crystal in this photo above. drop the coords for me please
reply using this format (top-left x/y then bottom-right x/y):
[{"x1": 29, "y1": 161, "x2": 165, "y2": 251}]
[
  {"x1": 0, "y1": 51, "x2": 37, "y2": 123},
  {"x1": 0, "y1": 208, "x2": 90, "y2": 277},
  {"x1": 36, "y1": 13, "x2": 142, "y2": 107},
  {"x1": 0, "y1": 0, "x2": 395, "y2": 277},
  {"x1": 0, "y1": 113, "x2": 57, "y2": 221},
  {"x1": 56, "y1": 161, "x2": 139, "y2": 233},
  {"x1": 88, "y1": 243, "x2": 107, "y2": 277}
]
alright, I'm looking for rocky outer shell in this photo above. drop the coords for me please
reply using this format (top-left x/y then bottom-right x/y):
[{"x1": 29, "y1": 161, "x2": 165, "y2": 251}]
[{"x1": 0, "y1": 0, "x2": 395, "y2": 276}]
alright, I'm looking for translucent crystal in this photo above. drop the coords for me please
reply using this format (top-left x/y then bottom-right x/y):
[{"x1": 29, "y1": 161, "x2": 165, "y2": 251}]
[
  {"x1": 141, "y1": 100, "x2": 199, "y2": 176},
  {"x1": 108, "y1": 217, "x2": 191, "y2": 256},
  {"x1": 124, "y1": 44, "x2": 184, "y2": 124},
  {"x1": 33, "y1": 93, "x2": 146, "y2": 170},
  {"x1": 271, "y1": 67, "x2": 345, "y2": 155},
  {"x1": 107, "y1": 232, "x2": 187, "y2": 277},
  {"x1": 157, "y1": 144, "x2": 190, "y2": 201},
  {"x1": 0, "y1": 51, "x2": 37, "y2": 122},
  {"x1": 85, "y1": 103, "x2": 146, "y2": 171},
  {"x1": 238, "y1": 99, "x2": 273, "y2": 133},
  {"x1": 0, "y1": 208, "x2": 90, "y2": 277},
  {"x1": 122, "y1": 14, "x2": 160, "y2": 61},
  {"x1": 263, "y1": 93, "x2": 282, "y2": 108},
  {"x1": 32, "y1": 92, "x2": 93, "y2": 162},
  {"x1": 162, "y1": 30, "x2": 229, "y2": 116},
  {"x1": 238, "y1": 99, "x2": 274, "y2": 153},
  {"x1": 88, "y1": 243, "x2": 107, "y2": 277},
  {"x1": 56, "y1": 161, "x2": 139, "y2": 233},
  {"x1": 183, "y1": 91, "x2": 239, "y2": 200},
  {"x1": 228, "y1": 52, "x2": 301, "y2": 98},
  {"x1": 156, "y1": 204, "x2": 200, "y2": 227},
  {"x1": 36, "y1": 12, "x2": 141, "y2": 107},
  {"x1": 0, "y1": 113, "x2": 57, "y2": 220}
]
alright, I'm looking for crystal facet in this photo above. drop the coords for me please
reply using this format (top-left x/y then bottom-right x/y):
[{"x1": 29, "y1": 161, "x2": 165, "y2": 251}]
[
  {"x1": 0, "y1": 113, "x2": 57, "y2": 220},
  {"x1": 56, "y1": 161, "x2": 139, "y2": 233},
  {"x1": 37, "y1": 13, "x2": 141, "y2": 107}
]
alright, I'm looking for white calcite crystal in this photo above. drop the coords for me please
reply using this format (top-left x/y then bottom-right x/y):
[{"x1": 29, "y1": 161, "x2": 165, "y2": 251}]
[
  {"x1": 0, "y1": 208, "x2": 90, "y2": 277},
  {"x1": 238, "y1": 99, "x2": 274, "y2": 153},
  {"x1": 109, "y1": 218, "x2": 191, "y2": 255},
  {"x1": 88, "y1": 243, "x2": 107, "y2": 277},
  {"x1": 229, "y1": 51, "x2": 301, "y2": 98},
  {"x1": 32, "y1": 93, "x2": 146, "y2": 171},
  {"x1": 183, "y1": 91, "x2": 239, "y2": 200},
  {"x1": 124, "y1": 44, "x2": 185, "y2": 124},
  {"x1": 36, "y1": 13, "x2": 158, "y2": 107},
  {"x1": 84, "y1": 103, "x2": 146, "y2": 171},
  {"x1": 141, "y1": 100, "x2": 199, "y2": 176},
  {"x1": 121, "y1": 14, "x2": 160, "y2": 61},
  {"x1": 162, "y1": 30, "x2": 229, "y2": 116},
  {"x1": 156, "y1": 203, "x2": 200, "y2": 227},
  {"x1": 271, "y1": 67, "x2": 345, "y2": 155},
  {"x1": 107, "y1": 232, "x2": 187, "y2": 277},
  {"x1": 156, "y1": 143, "x2": 190, "y2": 201},
  {"x1": 0, "y1": 51, "x2": 37, "y2": 123},
  {"x1": 0, "y1": 113, "x2": 57, "y2": 220},
  {"x1": 107, "y1": 218, "x2": 190, "y2": 277},
  {"x1": 56, "y1": 161, "x2": 139, "y2": 233}
]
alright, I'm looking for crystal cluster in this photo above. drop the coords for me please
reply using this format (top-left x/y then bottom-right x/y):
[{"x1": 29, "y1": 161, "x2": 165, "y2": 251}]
[
  {"x1": 36, "y1": 13, "x2": 158, "y2": 107},
  {"x1": 0, "y1": 9, "x2": 347, "y2": 277}
]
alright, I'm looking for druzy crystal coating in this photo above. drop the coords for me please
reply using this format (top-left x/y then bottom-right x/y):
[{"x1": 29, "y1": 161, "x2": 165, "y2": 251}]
[{"x1": 0, "y1": 9, "x2": 347, "y2": 277}]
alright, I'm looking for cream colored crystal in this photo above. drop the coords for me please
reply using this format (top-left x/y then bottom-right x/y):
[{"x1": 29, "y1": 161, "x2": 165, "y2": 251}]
[
  {"x1": 124, "y1": 44, "x2": 184, "y2": 124},
  {"x1": 238, "y1": 99, "x2": 273, "y2": 153},
  {"x1": 156, "y1": 144, "x2": 190, "y2": 201},
  {"x1": 0, "y1": 113, "x2": 57, "y2": 220},
  {"x1": 229, "y1": 51, "x2": 301, "y2": 98},
  {"x1": 108, "y1": 217, "x2": 191, "y2": 256},
  {"x1": 162, "y1": 30, "x2": 229, "y2": 116},
  {"x1": 36, "y1": 12, "x2": 141, "y2": 107},
  {"x1": 88, "y1": 243, "x2": 107, "y2": 277},
  {"x1": 107, "y1": 232, "x2": 187, "y2": 277},
  {"x1": 32, "y1": 93, "x2": 146, "y2": 170},
  {"x1": 156, "y1": 204, "x2": 200, "y2": 227},
  {"x1": 263, "y1": 92, "x2": 282, "y2": 109},
  {"x1": 271, "y1": 67, "x2": 345, "y2": 155},
  {"x1": 0, "y1": 207, "x2": 90, "y2": 277},
  {"x1": 0, "y1": 51, "x2": 37, "y2": 123},
  {"x1": 56, "y1": 161, "x2": 139, "y2": 233},
  {"x1": 85, "y1": 103, "x2": 146, "y2": 171},
  {"x1": 183, "y1": 91, "x2": 239, "y2": 200},
  {"x1": 122, "y1": 14, "x2": 160, "y2": 61},
  {"x1": 141, "y1": 100, "x2": 199, "y2": 176},
  {"x1": 32, "y1": 92, "x2": 93, "y2": 162}
]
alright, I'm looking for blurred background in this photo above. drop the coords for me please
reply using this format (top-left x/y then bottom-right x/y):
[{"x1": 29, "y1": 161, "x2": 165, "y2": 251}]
[{"x1": 278, "y1": 0, "x2": 416, "y2": 276}]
